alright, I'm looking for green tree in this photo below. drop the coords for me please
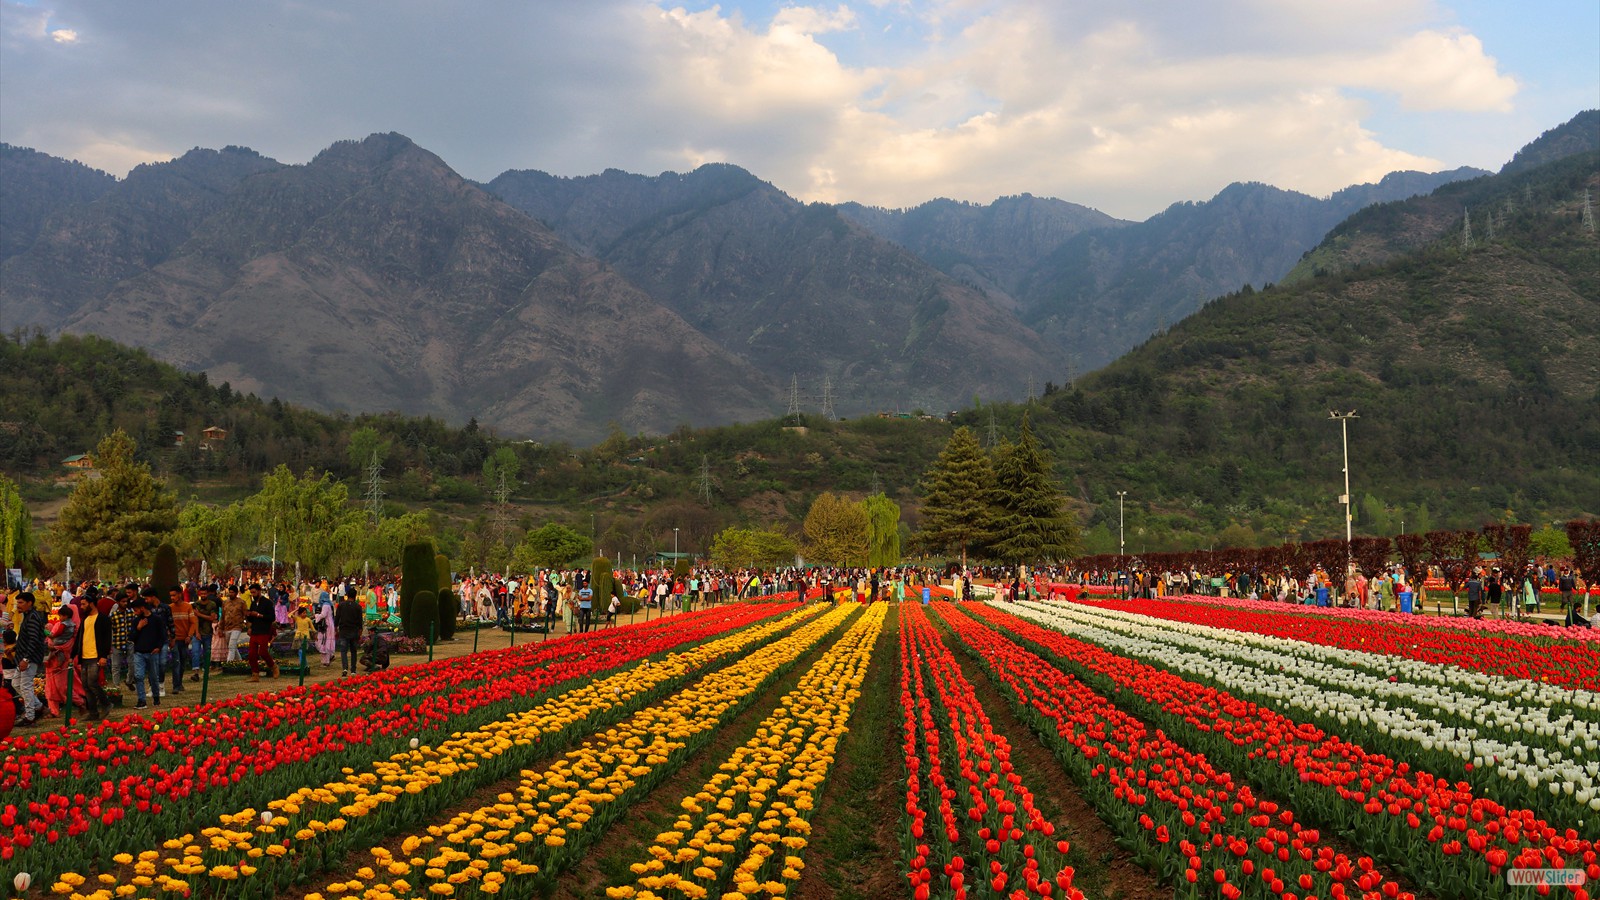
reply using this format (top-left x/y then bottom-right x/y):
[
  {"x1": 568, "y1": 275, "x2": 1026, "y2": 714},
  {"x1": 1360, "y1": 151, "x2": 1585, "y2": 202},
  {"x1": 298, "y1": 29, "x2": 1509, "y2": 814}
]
[
  {"x1": 915, "y1": 426, "x2": 996, "y2": 566},
  {"x1": 482, "y1": 446, "x2": 521, "y2": 491},
  {"x1": 0, "y1": 474, "x2": 35, "y2": 573},
  {"x1": 988, "y1": 416, "x2": 1078, "y2": 562},
  {"x1": 1530, "y1": 524, "x2": 1573, "y2": 560},
  {"x1": 863, "y1": 494, "x2": 902, "y2": 566},
  {"x1": 49, "y1": 430, "x2": 179, "y2": 578},
  {"x1": 346, "y1": 426, "x2": 392, "y2": 473},
  {"x1": 511, "y1": 523, "x2": 592, "y2": 571},
  {"x1": 241, "y1": 466, "x2": 365, "y2": 575},
  {"x1": 803, "y1": 492, "x2": 869, "y2": 566},
  {"x1": 709, "y1": 527, "x2": 798, "y2": 568},
  {"x1": 176, "y1": 502, "x2": 250, "y2": 574}
]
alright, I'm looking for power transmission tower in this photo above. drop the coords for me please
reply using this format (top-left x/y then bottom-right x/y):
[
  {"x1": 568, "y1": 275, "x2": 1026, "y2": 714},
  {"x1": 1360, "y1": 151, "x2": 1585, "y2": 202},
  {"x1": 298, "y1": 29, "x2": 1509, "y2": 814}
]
[
  {"x1": 986, "y1": 409, "x2": 999, "y2": 447},
  {"x1": 697, "y1": 454, "x2": 713, "y2": 504},
  {"x1": 821, "y1": 377, "x2": 836, "y2": 421},
  {"x1": 1485, "y1": 209, "x2": 1496, "y2": 242},
  {"x1": 1584, "y1": 188, "x2": 1596, "y2": 233},
  {"x1": 869, "y1": 470, "x2": 882, "y2": 496},
  {"x1": 492, "y1": 468, "x2": 511, "y2": 551},
  {"x1": 785, "y1": 374, "x2": 801, "y2": 421},
  {"x1": 1026, "y1": 373, "x2": 1036, "y2": 403},
  {"x1": 1461, "y1": 206, "x2": 1474, "y2": 250},
  {"x1": 364, "y1": 450, "x2": 385, "y2": 522}
]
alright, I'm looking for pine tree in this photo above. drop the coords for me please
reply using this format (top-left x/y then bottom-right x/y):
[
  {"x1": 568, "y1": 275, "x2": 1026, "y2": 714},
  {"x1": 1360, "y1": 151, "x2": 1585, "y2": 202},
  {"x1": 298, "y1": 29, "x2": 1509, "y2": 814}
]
[
  {"x1": 988, "y1": 414, "x2": 1078, "y2": 562},
  {"x1": 49, "y1": 430, "x2": 178, "y2": 578},
  {"x1": 915, "y1": 426, "x2": 996, "y2": 567}
]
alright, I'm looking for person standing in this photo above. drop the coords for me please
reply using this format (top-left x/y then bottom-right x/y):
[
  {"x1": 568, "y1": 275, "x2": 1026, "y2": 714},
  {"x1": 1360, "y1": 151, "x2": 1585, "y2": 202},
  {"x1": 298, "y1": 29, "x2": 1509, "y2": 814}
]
[
  {"x1": 577, "y1": 587, "x2": 594, "y2": 633},
  {"x1": 191, "y1": 585, "x2": 218, "y2": 682},
  {"x1": 167, "y1": 587, "x2": 196, "y2": 693},
  {"x1": 315, "y1": 593, "x2": 337, "y2": 668},
  {"x1": 1560, "y1": 566, "x2": 1580, "y2": 626},
  {"x1": 217, "y1": 586, "x2": 247, "y2": 668},
  {"x1": 75, "y1": 596, "x2": 113, "y2": 720},
  {"x1": 333, "y1": 589, "x2": 363, "y2": 676},
  {"x1": 130, "y1": 597, "x2": 168, "y2": 709},
  {"x1": 11, "y1": 592, "x2": 46, "y2": 724},
  {"x1": 244, "y1": 584, "x2": 278, "y2": 682},
  {"x1": 44, "y1": 600, "x2": 80, "y2": 717},
  {"x1": 1466, "y1": 569, "x2": 1485, "y2": 619},
  {"x1": 108, "y1": 588, "x2": 136, "y2": 688}
]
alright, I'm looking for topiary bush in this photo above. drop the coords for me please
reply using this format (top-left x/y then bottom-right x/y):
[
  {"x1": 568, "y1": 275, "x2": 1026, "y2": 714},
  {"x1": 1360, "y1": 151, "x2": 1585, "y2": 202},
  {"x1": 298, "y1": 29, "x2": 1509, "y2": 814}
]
[
  {"x1": 400, "y1": 542, "x2": 437, "y2": 636},
  {"x1": 437, "y1": 588, "x2": 457, "y2": 640},
  {"x1": 409, "y1": 590, "x2": 438, "y2": 640},
  {"x1": 151, "y1": 543, "x2": 180, "y2": 596}
]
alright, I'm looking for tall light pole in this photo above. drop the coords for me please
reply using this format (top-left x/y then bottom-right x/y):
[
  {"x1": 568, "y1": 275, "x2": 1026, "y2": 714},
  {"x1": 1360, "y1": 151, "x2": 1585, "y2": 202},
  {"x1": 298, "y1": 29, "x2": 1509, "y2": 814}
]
[
  {"x1": 1116, "y1": 490, "x2": 1127, "y2": 600},
  {"x1": 673, "y1": 527, "x2": 679, "y2": 559},
  {"x1": 1116, "y1": 491, "x2": 1127, "y2": 557},
  {"x1": 1330, "y1": 411, "x2": 1358, "y2": 594}
]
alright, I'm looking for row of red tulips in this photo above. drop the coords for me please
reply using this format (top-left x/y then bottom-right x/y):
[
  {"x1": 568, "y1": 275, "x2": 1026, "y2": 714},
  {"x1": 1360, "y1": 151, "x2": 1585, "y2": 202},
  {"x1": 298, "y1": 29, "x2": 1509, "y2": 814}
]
[
  {"x1": 2, "y1": 602, "x2": 799, "y2": 882},
  {"x1": 1080, "y1": 596, "x2": 1600, "y2": 691},
  {"x1": 898, "y1": 602, "x2": 1085, "y2": 900},
  {"x1": 967, "y1": 602, "x2": 1597, "y2": 899},
  {"x1": 936, "y1": 602, "x2": 1413, "y2": 900}
]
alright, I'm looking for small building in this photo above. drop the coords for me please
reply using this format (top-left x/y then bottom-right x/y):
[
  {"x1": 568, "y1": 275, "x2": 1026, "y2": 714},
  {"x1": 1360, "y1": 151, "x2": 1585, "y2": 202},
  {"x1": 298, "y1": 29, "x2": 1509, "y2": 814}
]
[
  {"x1": 200, "y1": 426, "x2": 228, "y2": 450},
  {"x1": 61, "y1": 453, "x2": 94, "y2": 471}
]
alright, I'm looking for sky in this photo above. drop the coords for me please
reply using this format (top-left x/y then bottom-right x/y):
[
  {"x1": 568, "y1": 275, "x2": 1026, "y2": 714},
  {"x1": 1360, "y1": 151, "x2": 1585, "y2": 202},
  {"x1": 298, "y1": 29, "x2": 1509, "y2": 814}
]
[{"x1": 1, "y1": 0, "x2": 1595, "y2": 220}]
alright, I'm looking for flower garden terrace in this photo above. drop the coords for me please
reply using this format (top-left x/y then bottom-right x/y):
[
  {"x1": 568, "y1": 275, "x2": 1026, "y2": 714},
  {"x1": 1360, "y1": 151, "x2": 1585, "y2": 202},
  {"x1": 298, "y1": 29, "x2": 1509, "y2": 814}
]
[{"x1": 4, "y1": 584, "x2": 1596, "y2": 900}]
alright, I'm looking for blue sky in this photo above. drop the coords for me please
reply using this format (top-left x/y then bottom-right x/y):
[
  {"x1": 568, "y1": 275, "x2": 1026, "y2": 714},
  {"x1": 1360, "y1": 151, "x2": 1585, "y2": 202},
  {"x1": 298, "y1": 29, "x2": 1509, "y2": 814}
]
[{"x1": 2, "y1": 0, "x2": 1594, "y2": 219}]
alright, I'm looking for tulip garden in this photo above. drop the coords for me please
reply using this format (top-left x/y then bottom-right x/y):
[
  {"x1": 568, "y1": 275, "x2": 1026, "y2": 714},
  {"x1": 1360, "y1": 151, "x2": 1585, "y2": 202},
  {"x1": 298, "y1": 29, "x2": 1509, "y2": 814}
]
[{"x1": 4, "y1": 589, "x2": 1599, "y2": 900}]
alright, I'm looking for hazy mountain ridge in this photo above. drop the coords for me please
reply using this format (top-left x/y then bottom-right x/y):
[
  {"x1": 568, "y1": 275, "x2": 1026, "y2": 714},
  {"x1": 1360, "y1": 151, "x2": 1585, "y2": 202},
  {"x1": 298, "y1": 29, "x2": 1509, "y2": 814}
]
[
  {"x1": 0, "y1": 143, "x2": 119, "y2": 263},
  {"x1": 8, "y1": 134, "x2": 777, "y2": 442},
  {"x1": 487, "y1": 164, "x2": 1057, "y2": 415}
]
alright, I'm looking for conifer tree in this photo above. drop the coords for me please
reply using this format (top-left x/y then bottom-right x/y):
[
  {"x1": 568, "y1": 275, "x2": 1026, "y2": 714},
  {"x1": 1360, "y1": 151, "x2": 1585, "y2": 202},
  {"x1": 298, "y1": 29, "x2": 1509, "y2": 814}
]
[
  {"x1": 915, "y1": 426, "x2": 996, "y2": 567},
  {"x1": 49, "y1": 430, "x2": 178, "y2": 578},
  {"x1": 988, "y1": 414, "x2": 1078, "y2": 563}
]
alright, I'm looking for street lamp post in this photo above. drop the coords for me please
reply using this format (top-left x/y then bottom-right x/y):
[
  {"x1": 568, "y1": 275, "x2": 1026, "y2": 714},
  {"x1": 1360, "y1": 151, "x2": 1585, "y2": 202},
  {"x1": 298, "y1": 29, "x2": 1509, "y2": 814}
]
[{"x1": 1330, "y1": 410, "x2": 1358, "y2": 600}]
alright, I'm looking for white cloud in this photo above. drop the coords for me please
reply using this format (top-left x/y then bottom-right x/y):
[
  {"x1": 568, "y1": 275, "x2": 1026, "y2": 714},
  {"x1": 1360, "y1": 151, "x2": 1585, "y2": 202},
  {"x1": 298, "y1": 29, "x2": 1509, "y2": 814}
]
[
  {"x1": 49, "y1": 27, "x2": 77, "y2": 44},
  {"x1": 0, "y1": 0, "x2": 1555, "y2": 220}
]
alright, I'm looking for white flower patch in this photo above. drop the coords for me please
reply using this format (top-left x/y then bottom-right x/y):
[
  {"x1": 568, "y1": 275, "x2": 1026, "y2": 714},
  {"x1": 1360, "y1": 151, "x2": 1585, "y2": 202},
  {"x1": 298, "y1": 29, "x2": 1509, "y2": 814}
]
[{"x1": 993, "y1": 599, "x2": 1600, "y2": 819}]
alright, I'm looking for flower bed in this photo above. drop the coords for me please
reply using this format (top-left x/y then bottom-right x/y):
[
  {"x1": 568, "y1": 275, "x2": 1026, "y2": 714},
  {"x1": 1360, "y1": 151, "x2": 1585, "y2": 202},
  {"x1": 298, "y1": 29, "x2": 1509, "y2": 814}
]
[
  {"x1": 614, "y1": 602, "x2": 888, "y2": 900},
  {"x1": 966, "y1": 601, "x2": 1598, "y2": 899},
  {"x1": 1075, "y1": 595, "x2": 1600, "y2": 687},
  {"x1": 933, "y1": 602, "x2": 1411, "y2": 900},
  {"x1": 896, "y1": 601, "x2": 1083, "y2": 900},
  {"x1": 337, "y1": 604, "x2": 860, "y2": 899},
  {"x1": 32, "y1": 604, "x2": 819, "y2": 895}
]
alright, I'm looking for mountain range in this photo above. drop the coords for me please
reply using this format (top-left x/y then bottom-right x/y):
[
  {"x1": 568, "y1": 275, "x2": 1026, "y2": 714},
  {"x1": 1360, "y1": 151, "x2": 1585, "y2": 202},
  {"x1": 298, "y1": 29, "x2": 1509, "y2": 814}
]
[{"x1": 1, "y1": 115, "x2": 1591, "y2": 444}]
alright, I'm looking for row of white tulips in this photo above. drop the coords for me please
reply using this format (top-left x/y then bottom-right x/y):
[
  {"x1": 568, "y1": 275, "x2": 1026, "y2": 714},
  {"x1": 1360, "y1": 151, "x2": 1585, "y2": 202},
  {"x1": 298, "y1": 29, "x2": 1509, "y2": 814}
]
[
  {"x1": 1023, "y1": 599, "x2": 1600, "y2": 733},
  {"x1": 995, "y1": 599, "x2": 1600, "y2": 823}
]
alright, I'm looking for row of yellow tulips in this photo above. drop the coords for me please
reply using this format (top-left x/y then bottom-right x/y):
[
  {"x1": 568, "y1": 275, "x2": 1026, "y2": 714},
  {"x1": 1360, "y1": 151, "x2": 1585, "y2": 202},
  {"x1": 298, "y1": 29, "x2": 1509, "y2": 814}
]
[
  {"x1": 340, "y1": 604, "x2": 864, "y2": 899},
  {"x1": 69, "y1": 605, "x2": 827, "y2": 900},
  {"x1": 615, "y1": 602, "x2": 888, "y2": 900}
]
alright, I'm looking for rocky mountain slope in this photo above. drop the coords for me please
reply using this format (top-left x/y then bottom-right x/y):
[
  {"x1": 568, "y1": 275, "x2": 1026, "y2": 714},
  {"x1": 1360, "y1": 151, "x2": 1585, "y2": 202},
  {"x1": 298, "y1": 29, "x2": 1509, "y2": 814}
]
[
  {"x1": 486, "y1": 164, "x2": 1057, "y2": 415},
  {"x1": 4, "y1": 135, "x2": 776, "y2": 441}
]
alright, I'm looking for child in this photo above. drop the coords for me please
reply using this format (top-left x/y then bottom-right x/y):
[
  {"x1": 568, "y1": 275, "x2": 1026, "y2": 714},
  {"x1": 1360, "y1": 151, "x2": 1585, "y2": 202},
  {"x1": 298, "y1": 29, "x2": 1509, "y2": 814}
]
[{"x1": 292, "y1": 603, "x2": 314, "y2": 674}]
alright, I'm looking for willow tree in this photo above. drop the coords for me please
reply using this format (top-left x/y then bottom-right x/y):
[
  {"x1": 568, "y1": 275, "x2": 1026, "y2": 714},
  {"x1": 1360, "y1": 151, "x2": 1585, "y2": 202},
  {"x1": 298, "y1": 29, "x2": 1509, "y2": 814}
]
[
  {"x1": 863, "y1": 494, "x2": 902, "y2": 566},
  {"x1": 0, "y1": 474, "x2": 34, "y2": 574}
]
